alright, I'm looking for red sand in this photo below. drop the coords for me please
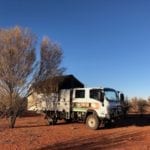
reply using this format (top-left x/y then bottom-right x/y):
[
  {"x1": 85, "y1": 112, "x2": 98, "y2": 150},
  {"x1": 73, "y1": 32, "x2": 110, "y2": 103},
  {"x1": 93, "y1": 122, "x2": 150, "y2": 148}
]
[{"x1": 0, "y1": 115, "x2": 149, "y2": 150}]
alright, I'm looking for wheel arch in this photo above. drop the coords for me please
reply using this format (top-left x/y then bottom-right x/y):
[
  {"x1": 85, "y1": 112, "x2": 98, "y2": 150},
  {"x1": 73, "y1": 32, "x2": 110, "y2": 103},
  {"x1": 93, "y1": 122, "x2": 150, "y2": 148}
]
[{"x1": 84, "y1": 109, "x2": 98, "y2": 122}]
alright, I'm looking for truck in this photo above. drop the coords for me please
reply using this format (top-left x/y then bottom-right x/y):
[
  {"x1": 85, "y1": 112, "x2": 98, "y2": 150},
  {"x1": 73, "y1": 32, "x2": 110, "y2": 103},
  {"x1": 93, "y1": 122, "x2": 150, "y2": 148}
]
[{"x1": 41, "y1": 87, "x2": 125, "y2": 130}]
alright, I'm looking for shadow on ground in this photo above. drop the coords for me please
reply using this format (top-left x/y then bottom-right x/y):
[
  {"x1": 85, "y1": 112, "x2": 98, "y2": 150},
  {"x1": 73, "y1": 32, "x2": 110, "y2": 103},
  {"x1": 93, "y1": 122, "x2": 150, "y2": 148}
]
[
  {"x1": 114, "y1": 114, "x2": 150, "y2": 128},
  {"x1": 16, "y1": 114, "x2": 150, "y2": 129},
  {"x1": 36, "y1": 114, "x2": 150, "y2": 150}
]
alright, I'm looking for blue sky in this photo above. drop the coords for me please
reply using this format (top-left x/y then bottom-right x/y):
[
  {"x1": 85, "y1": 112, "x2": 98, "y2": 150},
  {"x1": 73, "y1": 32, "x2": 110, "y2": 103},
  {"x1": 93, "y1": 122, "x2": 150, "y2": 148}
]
[{"x1": 0, "y1": 0, "x2": 150, "y2": 98}]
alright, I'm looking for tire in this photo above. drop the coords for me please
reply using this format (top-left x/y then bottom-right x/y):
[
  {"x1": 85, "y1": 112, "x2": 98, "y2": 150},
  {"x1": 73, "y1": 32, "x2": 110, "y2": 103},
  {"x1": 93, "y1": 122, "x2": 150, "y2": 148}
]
[
  {"x1": 47, "y1": 117, "x2": 53, "y2": 125},
  {"x1": 52, "y1": 118, "x2": 57, "y2": 125},
  {"x1": 86, "y1": 114, "x2": 100, "y2": 130},
  {"x1": 47, "y1": 117, "x2": 57, "y2": 125}
]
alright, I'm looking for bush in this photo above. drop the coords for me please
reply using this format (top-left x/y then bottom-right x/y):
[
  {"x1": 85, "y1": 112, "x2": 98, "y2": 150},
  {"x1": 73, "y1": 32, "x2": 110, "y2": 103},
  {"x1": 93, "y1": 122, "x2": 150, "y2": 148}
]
[{"x1": 129, "y1": 98, "x2": 149, "y2": 115}]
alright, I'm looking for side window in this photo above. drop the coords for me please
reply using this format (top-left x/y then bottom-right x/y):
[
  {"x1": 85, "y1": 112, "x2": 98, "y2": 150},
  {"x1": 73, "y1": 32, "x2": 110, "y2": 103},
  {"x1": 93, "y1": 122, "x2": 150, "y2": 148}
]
[
  {"x1": 75, "y1": 90, "x2": 85, "y2": 98},
  {"x1": 90, "y1": 89, "x2": 99, "y2": 100}
]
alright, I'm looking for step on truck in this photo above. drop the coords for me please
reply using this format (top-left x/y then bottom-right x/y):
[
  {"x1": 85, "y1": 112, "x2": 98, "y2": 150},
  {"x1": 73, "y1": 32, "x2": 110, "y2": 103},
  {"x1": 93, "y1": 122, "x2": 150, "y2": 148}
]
[{"x1": 42, "y1": 87, "x2": 125, "y2": 130}]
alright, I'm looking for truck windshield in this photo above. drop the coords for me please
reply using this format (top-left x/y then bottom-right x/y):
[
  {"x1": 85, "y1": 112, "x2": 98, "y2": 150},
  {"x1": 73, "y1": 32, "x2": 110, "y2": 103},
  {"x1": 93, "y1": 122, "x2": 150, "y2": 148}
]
[{"x1": 104, "y1": 89, "x2": 118, "y2": 101}]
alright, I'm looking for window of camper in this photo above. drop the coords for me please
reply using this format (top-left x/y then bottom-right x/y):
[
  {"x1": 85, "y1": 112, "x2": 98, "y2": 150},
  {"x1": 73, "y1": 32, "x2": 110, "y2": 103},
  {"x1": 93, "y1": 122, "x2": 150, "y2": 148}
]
[{"x1": 75, "y1": 90, "x2": 85, "y2": 98}]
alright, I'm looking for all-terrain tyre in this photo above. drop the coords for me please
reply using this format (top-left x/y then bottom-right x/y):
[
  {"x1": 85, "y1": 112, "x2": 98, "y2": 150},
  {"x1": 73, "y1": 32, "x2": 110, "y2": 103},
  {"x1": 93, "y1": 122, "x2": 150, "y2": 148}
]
[
  {"x1": 47, "y1": 117, "x2": 53, "y2": 125},
  {"x1": 47, "y1": 117, "x2": 57, "y2": 125},
  {"x1": 86, "y1": 114, "x2": 100, "y2": 130}
]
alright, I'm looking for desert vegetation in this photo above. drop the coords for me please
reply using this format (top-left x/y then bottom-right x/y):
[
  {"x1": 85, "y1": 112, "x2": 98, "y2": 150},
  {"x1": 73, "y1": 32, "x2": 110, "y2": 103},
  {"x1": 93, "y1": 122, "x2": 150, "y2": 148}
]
[
  {"x1": 0, "y1": 26, "x2": 64, "y2": 128},
  {"x1": 125, "y1": 97, "x2": 150, "y2": 115}
]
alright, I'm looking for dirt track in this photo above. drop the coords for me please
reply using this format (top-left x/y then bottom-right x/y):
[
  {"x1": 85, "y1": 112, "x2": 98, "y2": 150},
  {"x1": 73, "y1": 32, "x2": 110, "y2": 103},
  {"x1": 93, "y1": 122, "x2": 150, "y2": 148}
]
[{"x1": 0, "y1": 114, "x2": 150, "y2": 150}]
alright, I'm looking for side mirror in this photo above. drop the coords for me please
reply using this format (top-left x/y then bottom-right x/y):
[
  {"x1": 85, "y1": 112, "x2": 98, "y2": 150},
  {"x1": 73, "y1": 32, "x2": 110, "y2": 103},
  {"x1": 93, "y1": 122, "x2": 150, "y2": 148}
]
[
  {"x1": 100, "y1": 92, "x2": 104, "y2": 103},
  {"x1": 120, "y1": 93, "x2": 124, "y2": 102}
]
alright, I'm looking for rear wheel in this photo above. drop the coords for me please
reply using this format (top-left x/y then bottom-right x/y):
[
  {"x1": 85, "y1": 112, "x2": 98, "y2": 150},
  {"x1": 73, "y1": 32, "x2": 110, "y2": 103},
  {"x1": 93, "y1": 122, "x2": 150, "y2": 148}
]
[
  {"x1": 47, "y1": 117, "x2": 52, "y2": 125},
  {"x1": 47, "y1": 117, "x2": 57, "y2": 125},
  {"x1": 52, "y1": 117, "x2": 57, "y2": 125},
  {"x1": 86, "y1": 114, "x2": 100, "y2": 130}
]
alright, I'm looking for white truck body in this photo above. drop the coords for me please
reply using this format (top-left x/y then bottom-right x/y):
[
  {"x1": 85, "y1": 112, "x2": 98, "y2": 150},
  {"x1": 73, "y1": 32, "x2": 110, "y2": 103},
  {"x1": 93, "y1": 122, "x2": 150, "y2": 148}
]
[{"x1": 43, "y1": 87, "x2": 124, "y2": 129}]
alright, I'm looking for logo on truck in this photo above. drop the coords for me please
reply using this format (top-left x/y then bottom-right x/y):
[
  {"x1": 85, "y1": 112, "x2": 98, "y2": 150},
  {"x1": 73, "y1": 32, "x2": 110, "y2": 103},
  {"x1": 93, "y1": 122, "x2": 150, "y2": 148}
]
[{"x1": 74, "y1": 102, "x2": 100, "y2": 109}]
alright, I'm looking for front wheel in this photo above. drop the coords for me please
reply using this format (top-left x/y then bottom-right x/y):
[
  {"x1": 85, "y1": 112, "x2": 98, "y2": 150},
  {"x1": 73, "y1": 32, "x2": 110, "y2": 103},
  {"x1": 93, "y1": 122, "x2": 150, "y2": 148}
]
[{"x1": 86, "y1": 114, "x2": 100, "y2": 130}]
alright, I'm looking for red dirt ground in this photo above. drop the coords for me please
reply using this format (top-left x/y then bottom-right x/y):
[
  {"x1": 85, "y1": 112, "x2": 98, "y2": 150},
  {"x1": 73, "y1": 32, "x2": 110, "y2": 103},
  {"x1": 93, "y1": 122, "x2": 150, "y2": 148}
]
[{"x1": 0, "y1": 114, "x2": 149, "y2": 150}]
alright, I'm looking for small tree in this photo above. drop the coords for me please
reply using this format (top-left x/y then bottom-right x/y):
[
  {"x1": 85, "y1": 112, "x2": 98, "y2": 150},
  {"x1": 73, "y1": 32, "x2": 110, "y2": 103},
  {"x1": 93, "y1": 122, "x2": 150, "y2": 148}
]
[
  {"x1": 130, "y1": 97, "x2": 138, "y2": 113},
  {"x1": 148, "y1": 97, "x2": 150, "y2": 106},
  {"x1": 0, "y1": 26, "x2": 36, "y2": 128},
  {"x1": 0, "y1": 27, "x2": 64, "y2": 128},
  {"x1": 122, "y1": 97, "x2": 131, "y2": 117},
  {"x1": 32, "y1": 37, "x2": 65, "y2": 123},
  {"x1": 37, "y1": 37, "x2": 64, "y2": 81},
  {"x1": 137, "y1": 99, "x2": 148, "y2": 116}
]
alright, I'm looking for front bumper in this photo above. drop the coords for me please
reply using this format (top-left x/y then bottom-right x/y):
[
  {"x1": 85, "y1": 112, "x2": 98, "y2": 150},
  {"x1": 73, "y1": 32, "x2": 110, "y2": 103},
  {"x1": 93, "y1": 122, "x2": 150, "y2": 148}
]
[{"x1": 106, "y1": 107, "x2": 123, "y2": 119}]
